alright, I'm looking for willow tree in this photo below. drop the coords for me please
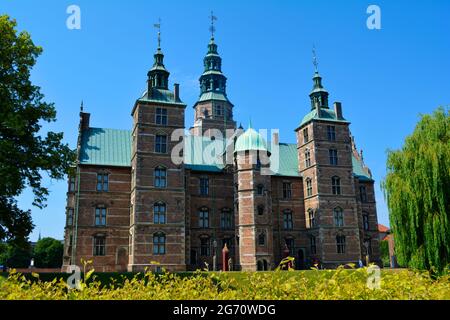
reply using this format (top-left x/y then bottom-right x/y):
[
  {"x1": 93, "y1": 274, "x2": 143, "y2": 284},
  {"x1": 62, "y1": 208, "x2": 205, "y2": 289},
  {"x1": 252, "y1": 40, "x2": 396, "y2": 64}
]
[{"x1": 382, "y1": 107, "x2": 449, "y2": 272}]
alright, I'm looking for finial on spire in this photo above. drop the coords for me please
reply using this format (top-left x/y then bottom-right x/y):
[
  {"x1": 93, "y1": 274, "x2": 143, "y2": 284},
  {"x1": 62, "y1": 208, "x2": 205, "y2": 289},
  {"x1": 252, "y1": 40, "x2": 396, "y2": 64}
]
[
  {"x1": 209, "y1": 11, "x2": 217, "y2": 40},
  {"x1": 80, "y1": 100, "x2": 84, "y2": 112},
  {"x1": 312, "y1": 44, "x2": 319, "y2": 72},
  {"x1": 154, "y1": 18, "x2": 162, "y2": 48}
]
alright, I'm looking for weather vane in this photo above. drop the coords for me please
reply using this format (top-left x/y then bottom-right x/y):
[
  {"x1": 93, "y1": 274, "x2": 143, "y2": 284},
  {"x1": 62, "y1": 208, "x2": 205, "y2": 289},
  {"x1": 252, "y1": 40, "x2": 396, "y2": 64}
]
[
  {"x1": 154, "y1": 18, "x2": 161, "y2": 48},
  {"x1": 312, "y1": 45, "x2": 319, "y2": 72},
  {"x1": 209, "y1": 11, "x2": 217, "y2": 39}
]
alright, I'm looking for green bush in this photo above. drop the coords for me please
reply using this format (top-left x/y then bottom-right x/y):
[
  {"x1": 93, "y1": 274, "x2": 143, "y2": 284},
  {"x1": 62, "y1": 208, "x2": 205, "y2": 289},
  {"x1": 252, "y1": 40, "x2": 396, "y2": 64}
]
[{"x1": 0, "y1": 265, "x2": 449, "y2": 300}]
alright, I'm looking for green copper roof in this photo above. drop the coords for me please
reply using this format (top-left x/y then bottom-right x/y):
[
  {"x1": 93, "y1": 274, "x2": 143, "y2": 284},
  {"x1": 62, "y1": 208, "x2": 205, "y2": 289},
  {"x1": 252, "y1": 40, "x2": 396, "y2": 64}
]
[
  {"x1": 184, "y1": 135, "x2": 225, "y2": 172},
  {"x1": 79, "y1": 128, "x2": 131, "y2": 167},
  {"x1": 235, "y1": 127, "x2": 268, "y2": 153},
  {"x1": 269, "y1": 143, "x2": 300, "y2": 177},
  {"x1": 352, "y1": 155, "x2": 373, "y2": 181},
  {"x1": 197, "y1": 91, "x2": 229, "y2": 103},
  {"x1": 298, "y1": 108, "x2": 349, "y2": 128},
  {"x1": 138, "y1": 88, "x2": 184, "y2": 105},
  {"x1": 78, "y1": 127, "x2": 372, "y2": 181}
]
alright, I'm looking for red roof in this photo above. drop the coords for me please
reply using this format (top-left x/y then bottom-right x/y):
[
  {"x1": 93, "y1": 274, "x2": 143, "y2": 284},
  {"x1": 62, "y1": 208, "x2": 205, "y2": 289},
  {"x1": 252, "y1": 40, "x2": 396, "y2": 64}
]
[{"x1": 378, "y1": 224, "x2": 390, "y2": 233}]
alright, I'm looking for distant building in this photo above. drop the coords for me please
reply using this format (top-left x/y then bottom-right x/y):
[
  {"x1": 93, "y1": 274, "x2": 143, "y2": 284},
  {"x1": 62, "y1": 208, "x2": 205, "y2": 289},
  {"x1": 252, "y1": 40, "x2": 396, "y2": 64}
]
[
  {"x1": 378, "y1": 224, "x2": 397, "y2": 268},
  {"x1": 62, "y1": 32, "x2": 380, "y2": 272}
]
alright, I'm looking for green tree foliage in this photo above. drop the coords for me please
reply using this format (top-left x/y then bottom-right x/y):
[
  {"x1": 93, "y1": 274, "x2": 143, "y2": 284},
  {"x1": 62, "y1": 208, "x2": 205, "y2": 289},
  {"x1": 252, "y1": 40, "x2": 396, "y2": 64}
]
[
  {"x1": 379, "y1": 240, "x2": 390, "y2": 267},
  {"x1": 382, "y1": 107, "x2": 449, "y2": 272},
  {"x1": 0, "y1": 242, "x2": 32, "y2": 268},
  {"x1": 0, "y1": 15, "x2": 76, "y2": 244},
  {"x1": 33, "y1": 237, "x2": 63, "y2": 268}
]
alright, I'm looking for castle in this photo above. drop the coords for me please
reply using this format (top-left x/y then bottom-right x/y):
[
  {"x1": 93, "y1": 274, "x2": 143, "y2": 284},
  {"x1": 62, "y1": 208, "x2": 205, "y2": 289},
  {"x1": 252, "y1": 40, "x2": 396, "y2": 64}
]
[{"x1": 62, "y1": 30, "x2": 380, "y2": 272}]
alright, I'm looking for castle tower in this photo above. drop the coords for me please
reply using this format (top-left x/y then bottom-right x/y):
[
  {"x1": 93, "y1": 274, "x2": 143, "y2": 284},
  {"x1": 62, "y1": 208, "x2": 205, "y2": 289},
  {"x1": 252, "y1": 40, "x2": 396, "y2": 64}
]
[
  {"x1": 295, "y1": 67, "x2": 362, "y2": 268},
  {"x1": 190, "y1": 30, "x2": 236, "y2": 138},
  {"x1": 129, "y1": 27, "x2": 187, "y2": 272},
  {"x1": 234, "y1": 125, "x2": 274, "y2": 271}
]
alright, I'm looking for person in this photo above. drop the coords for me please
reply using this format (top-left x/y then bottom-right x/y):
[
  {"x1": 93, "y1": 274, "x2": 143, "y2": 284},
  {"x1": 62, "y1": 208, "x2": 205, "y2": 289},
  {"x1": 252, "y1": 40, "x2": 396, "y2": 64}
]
[{"x1": 358, "y1": 259, "x2": 364, "y2": 268}]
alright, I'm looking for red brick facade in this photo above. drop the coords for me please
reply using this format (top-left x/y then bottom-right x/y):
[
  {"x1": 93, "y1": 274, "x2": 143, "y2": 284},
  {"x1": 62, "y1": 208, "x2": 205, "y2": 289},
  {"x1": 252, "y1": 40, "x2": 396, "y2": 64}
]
[{"x1": 62, "y1": 40, "x2": 380, "y2": 272}]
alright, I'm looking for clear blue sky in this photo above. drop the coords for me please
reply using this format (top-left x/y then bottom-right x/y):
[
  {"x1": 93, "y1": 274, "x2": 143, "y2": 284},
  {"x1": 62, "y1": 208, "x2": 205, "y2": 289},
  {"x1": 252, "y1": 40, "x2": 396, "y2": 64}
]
[{"x1": 2, "y1": 0, "x2": 449, "y2": 241}]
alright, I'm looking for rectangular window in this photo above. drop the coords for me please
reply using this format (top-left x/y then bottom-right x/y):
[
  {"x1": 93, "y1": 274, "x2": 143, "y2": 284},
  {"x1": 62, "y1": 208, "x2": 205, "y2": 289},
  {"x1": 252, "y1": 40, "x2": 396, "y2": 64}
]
[
  {"x1": 69, "y1": 176, "x2": 76, "y2": 192},
  {"x1": 93, "y1": 237, "x2": 106, "y2": 256},
  {"x1": 154, "y1": 203, "x2": 166, "y2": 224},
  {"x1": 95, "y1": 207, "x2": 107, "y2": 226},
  {"x1": 155, "y1": 108, "x2": 168, "y2": 125},
  {"x1": 214, "y1": 105, "x2": 223, "y2": 117},
  {"x1": 329, "y1": 149, "x2": 338, "y2": 165},
  {"x1": 334, "y1": 208, "x2": 344, "y2": 227},
  {"x1": 332, "y1": 177, "x2": 341, "y2": 195},
  {"x1": 200, "y1": 177, "x2": 209, "y2": 196},
  {"x1": 360, "y1": 186, "x2": 368, "y2": 203},
  {"x1": 154, "y1": 168, "x2": 167, "y2": 188},
  {"x1": 96, "y1": 173, "x2": 109, "y2": 192},
  {"x1": 220, "y1": 210, "x2": 233, "y2": 229},
  {"x1": 283, "y1": 211, "x2": 293, "y2": 230},
  {"x1": 305, "y1": 149, "x2": 311, "y2": 168},
  {"x1": 199, "y1": 209, "x2": 209, "y2": 228},
  {"x1": 336, "y1": 235, "x2": 346, "y2": 254},
  {"x1": 310, "y1": 236, "x2": 317, "y2": 254},
  {"x1": 200, "y1": 238, "x2": 210, "y2": 256},
  {"x1": 153, "y1": 234, "x2": 166, "y2": 255},
  {"x1": 363, "y1": 214, "x2": 370, "y2": 231},
  {"x1": 285, "y1": 238, "x2": 295, "y2": 256},
  {"x1": 327, "y1": 125, "x2": 336, "y2": 141},
  {"x1": 67, "y1": 208, "x2": 74, "y2": 226},
  {"x1": 308, "y1": 210, "x2": 315, "y2": 228},
  {"x1": 155, "y1": 135, "x2": 167, "y2": 153},
  {"x1": 306, "y1": 179, "x2": 313, "y2": 197},
  {"x1": 303, "y1": 128, "x2": 309, "y2": 144},
  {"x1": 282, "y1": 182, "x2": 292, "y2": 199}
]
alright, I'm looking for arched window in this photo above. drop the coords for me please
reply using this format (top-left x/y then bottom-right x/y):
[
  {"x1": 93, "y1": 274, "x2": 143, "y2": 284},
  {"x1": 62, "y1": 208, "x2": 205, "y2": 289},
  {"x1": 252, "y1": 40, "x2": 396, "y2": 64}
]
[
  {"x1": 256, "y1": 184, "x2": 264, "y2": 196},
  {"x1": 154, "y1": 202, "x2": 166, "y2": 224},
  {"x1": 257, "y1": 205, "x2": 264, "y2": 215},
  {"x1": 306, "y1": 178, "x2": 313, "y2": 197},
  {"x1": 154, "y1": 166, "x2": 167, "y2": 188},
  {"x1": 258, "y1": 232, "x2": 266, "y2": 246},
  {"x1": 333, "y1": 207, "x2": 344, "y2": 227},
  {"x1": 153, "y1": 233, "x2": 166, "y2": 255},
  {"x1": 331, "y1": 176, "x2": 341, "y2": 195},
  {"x1": 198, "y1": 207, "x2": 209, "y2": 228},
  {"x1": 305, "y1": 149, "x2": 311, "y2": 168},
  {"x1": 283, "y1": 210, "x2": 293, "y2": 230},
  {"x1": 363, "y1": 212, "x2": 370, "y2": 231},
  {"x1": 336, "y1": 235, "x2": 346, "y2": 254},
  {"x1": 308, "y1": 209, "x2": 315, "y2": 228}
]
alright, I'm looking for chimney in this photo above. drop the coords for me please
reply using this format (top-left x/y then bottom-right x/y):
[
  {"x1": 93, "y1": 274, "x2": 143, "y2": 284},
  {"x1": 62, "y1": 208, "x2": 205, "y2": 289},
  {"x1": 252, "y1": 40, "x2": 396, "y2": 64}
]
[
  {"x1": 334, "y1": 102, "x2": 343, "y2": 119},
  {"x1": 79, "y1": 111, "x2": 90, "y2": 131},
  {"x1": 174, "y1": 83, "x2": 180, "y2": 102},
  {"x1": 272, "y1": 131, "x2": 279, "y2": 145}
]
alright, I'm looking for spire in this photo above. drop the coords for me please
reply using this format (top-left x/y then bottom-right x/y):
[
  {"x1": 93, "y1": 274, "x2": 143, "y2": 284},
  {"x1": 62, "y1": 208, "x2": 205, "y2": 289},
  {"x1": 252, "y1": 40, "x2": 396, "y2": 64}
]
[
  {"x1": 199, "y1": 13, "x2": 227, "y2": 96},
  {"x1": 147, "y1": 18, "x2": 170, "y2": 90},
  {"x1": 309, "y1": 45, "x2": 329, "y2": 110},
  {"x1": 80, "y1": 100, "x2": 84, "y2": 112},
  {"x1": 209, "y1": 11, "x2": 217, "y2": 41}
]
